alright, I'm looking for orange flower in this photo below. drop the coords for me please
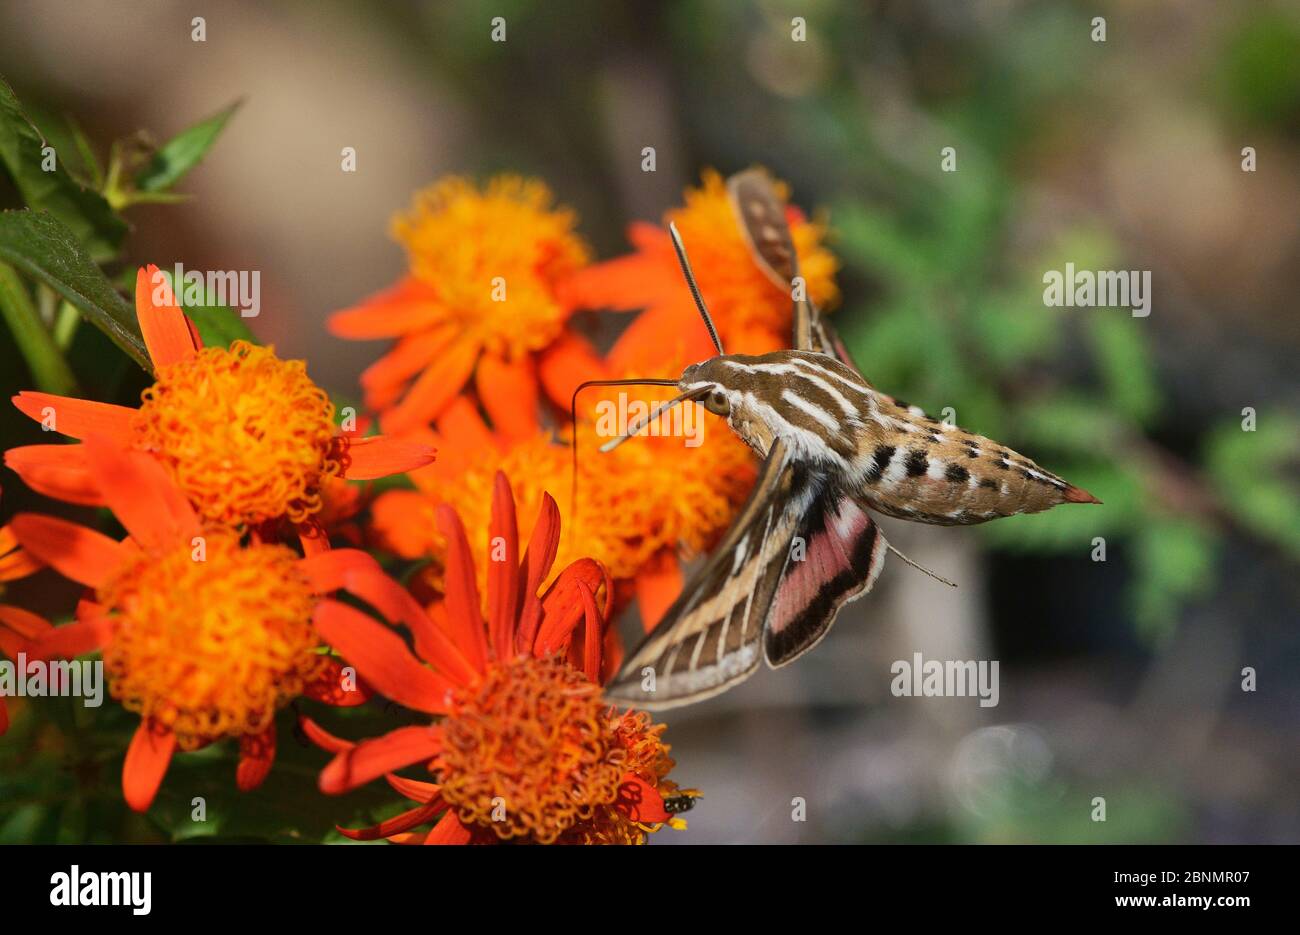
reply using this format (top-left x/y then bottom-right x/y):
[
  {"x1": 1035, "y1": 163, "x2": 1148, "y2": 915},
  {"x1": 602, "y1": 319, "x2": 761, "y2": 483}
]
[
  {"x1": 329, "y1": 176, "x2": 590, "y2": 437},
  {"x1": 0, "y1": 486, "x2": 46, "y2": 736},
  {"x1": 556, "y1": 167, "x2": 838, "y2": 377},
  {"x1": 368, "y1": 390, "x2": 756, "y2": 632},
  {"x1": 6, "y1": 266, "x2": 434, "y2": 547},
  {"x1": 305, "y1": 472, "x2": 694, "y2": 845},
  {"x1": 10, "y1": 437, "x2": 405, "y2": 811}
]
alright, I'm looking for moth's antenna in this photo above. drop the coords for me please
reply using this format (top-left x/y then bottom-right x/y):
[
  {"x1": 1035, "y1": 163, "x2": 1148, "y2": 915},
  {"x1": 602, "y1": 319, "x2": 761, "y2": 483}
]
[
  {"x1": 570, "y1": 377, "x2": 681, "y2": 534},
  {"x1": 668, "y1": 222, "x2": 724, "y2": 357},
  {"x1": 599, "y1": 385, "x2": 710, "y2": 453},
  {"x1": 886, "y1": 542, "x2": 958, "y2": 588}
]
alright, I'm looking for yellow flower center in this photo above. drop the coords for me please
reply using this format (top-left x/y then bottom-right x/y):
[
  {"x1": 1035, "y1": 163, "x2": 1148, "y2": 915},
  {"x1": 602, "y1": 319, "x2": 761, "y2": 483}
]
[
  {"x1": 391, "y1": 175, "x2": 590, "y2": 359},
  {"x1": 133, "y1": 341, "x2": 345, "y2": 527},
  {"x1": 439, "y1": 656, "x2": 675, "y2": 844},
  {"x1": 98, "y1": 532, "x2": 325, "y2": 750}
]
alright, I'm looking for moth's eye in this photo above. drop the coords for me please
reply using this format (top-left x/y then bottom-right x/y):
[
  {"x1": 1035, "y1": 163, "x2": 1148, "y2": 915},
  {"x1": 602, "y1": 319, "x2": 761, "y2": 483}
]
[{"x1": 704, "y1": 389, "x2": 730, "y2": 416}]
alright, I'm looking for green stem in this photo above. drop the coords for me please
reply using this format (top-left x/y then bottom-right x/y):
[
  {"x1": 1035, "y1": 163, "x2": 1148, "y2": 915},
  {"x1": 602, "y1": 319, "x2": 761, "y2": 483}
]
[
  {"x1": 52, "y1": 300, "x2": 81, "y2": 349},
  {"x1": 0, "y1": 262, "x2": 77, "y2": 395}
]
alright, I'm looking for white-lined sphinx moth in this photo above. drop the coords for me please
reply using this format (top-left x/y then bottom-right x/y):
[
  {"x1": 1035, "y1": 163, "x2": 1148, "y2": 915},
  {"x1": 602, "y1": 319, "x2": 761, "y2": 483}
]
[{"x1": 600, "y1": 169, "x2": 1099, "y2": 709}]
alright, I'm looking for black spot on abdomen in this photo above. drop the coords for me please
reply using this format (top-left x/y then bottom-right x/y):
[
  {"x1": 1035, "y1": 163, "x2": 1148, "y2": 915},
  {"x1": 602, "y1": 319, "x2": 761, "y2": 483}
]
[{"x1": 865, "y1": 444, "x2": 896, "y2": 484}]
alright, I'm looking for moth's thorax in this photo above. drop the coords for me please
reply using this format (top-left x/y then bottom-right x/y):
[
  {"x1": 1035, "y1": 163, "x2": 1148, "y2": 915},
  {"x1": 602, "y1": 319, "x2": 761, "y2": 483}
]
[{"x1": 681, "y1": 350, "x2": 874, "y2": 463}]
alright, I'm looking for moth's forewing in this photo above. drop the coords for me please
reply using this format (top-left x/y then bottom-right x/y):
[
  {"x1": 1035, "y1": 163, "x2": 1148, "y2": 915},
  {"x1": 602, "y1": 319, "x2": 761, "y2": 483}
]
[
  {"x1": 727, "y1": 168, "x2": 857, "y2": 367},
  {"x1": 604, "y1": 439, "x2": 800, "y2": 709}
]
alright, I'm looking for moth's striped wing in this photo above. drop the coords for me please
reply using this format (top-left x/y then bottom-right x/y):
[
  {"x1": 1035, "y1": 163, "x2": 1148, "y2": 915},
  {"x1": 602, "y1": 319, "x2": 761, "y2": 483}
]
[
  {"x1": 604, "y1": 438, "x2": 801, "y2": 709},
  {"x1": 726, "y1": 168, "x2": 856, "y2": 366},
  {"x1": 765, "y1": 494, "x2": 888, "y2": 666}
]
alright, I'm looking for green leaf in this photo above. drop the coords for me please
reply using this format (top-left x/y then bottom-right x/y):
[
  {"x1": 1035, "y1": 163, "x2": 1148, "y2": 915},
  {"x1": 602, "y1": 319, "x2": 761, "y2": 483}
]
[
  {"x1": 1205, "y1": 413, "x2": 1300, "y2": 558},
  {"x1": 135, "y1": 99, "x2": 241, "y2": 193},
  {"x1": 0, "y1": 261, "x2": 77, "y2": 393},
  {"x1": 146, "y1": 708, "x2": 403, "y2": 844},
  {"x1": 1085, "y1": 312, "x2": 1159, "y2": 426},
  {"x1": 0, "y1": 210, "x2": 148, "y2": 370},
  {"x1": 66, "y1": 116, "x2": 104, "y2": 189},
  {"x1": 0, "y1": 75, "x2": 127, "y2": 260},
  {"x1": 970, "y1": 289, "x2": 1061, "y2": 372},
  {"x1": 1130, "y1": 517, "x2": 1216, "y2": 643},
  {"x1": 1016, "y1": 392, "x2": 1120, "y2": 455}
]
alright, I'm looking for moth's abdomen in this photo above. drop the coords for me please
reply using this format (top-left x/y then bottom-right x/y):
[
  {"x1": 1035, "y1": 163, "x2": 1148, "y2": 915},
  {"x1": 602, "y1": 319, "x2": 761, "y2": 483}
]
[{"x1": 852, "y1": 414, "x2": 1099, "y2": 526}]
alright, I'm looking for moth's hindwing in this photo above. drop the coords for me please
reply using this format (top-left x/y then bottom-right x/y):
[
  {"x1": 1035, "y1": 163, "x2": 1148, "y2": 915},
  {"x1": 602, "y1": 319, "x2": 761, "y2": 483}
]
[
  {"x1": 605, "y1": 439, "x2": 801, "y2": 709},
  {"x1": 764, "y1": 493, "x2": 888, "y2": 667}
]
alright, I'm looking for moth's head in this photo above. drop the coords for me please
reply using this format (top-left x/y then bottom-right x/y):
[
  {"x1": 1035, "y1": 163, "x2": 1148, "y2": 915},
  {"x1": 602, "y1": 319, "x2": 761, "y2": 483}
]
[
  {"x1": 680, "y1": 358, "x2": 735, "y2": 416},
  {"x1": 680, "y1": 356, "x2": 771, "y2": 452}
]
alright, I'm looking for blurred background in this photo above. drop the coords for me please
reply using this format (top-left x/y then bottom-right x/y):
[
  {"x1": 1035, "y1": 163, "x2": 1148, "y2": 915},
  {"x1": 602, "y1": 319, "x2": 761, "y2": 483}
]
[{"x1": 1, "y1": 0, "x2": 1297, "y2": 843}]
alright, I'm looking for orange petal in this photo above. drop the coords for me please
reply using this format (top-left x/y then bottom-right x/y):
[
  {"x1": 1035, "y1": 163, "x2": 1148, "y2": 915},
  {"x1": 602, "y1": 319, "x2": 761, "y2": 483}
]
[
  {"x1": 613, "y1": 772, "x2": 670, "y2": 824},
  {"x1": 515, "y1": 493, "x2": 560, "y2": 652},
  {"x1": 360, "y1": 327, "x2": 457, "y2": 407},
  {"x1": 476, "y1": 352, "x2": 538, "y2": 441},
  {"x1": 300, "y1": 551, "x2": 478, "y2": 687},
  {"x1": 423, "y1": 811, "x2": 471, "y2": 845},
  {"x1": 367, "y1": 490, "x2": 436, "y2": 559},
  {"x1": 4, "y1": 444, "x2": 104, "y2": 507},
  {"x1": 385, "y1": 773, "x2": 442, "y2": 804},
  {"x1": 381, "y1": 338, "x2": 480, "y2": 434},
  {"x1": 303, "y1": 657, "x2": 373, "y2": 707},
  {"x1": 601, "y1": 613, "x2": 625, "y2": 686},
  {"x1": 564, "y1": 227, "x2": 670, "y2": 311},
  {"x1": 26, "y1": 615, "x2": 114, "y2": 660},
  {"x1": 313, "y1": 600, "x2": 456, "y2": 714},
  {"x1": 123, "y1": 722, "x2": 176, "y2": 812},
  {"x1": 328, "y1": 276, "x2": 443, "y2": 339},
  {"x1": 0, "y1": 604, "x2": 52, "y2": 640},
  {"x1": 319, "y1": 725, "x2": 442, "y2": 795},
  {"x1": 607, "y1": 302, "x2": 713, "y2": 374},
  {"x1": 435, "y1": 505, "x2": 489, "y2": 672},
  {"x1": 437, "y1": 395, "x2": 499, "y2": 455},
  {"x1": 486, "y1": 472, "x2": 520, "y2": 660},
  {"x1": 578, "y1": 580, "x2": 603, "y2": 683},
  {"x1": 635, "y1": 548, "x2": 684, "y2": 633},
  {"x1": 534, "y1": 557, "x2": 605, "y2": 656},
  {"x1": 298, "y1": 546, "x2": 383, "y2": 592},
  {"x1": 10, "y1": 513, "x2": 129, "y2": 589},
  {"x1": 343, "y1": 435, "x2": 437, "y2": 480},
  {"x1": 135, "y1": 265, "x2": 196, "y2": 368},
  {"x1": 537, "y1": 330, "x2": 610, "y2": 412},
  {"x1": 297, "y1": 714, "x2": 354, "y2": 754},
  {"x1": 82, "y1": 435, "x2": 199, "y2": 550},
  {"x1": 236, "y1": 724, "x2": 276, "y2": 792},
  {"x1": 12, "y1": 392, "x2": 135, "y2": 442},
  {"x1": 0, "y1": 536, "x2": 42, "y2": 581},
  {"x1": 336, "y1": 800, "x2": 444, "y2": 841},
  {"x1": 298, "y1": 526, "x2": 331, "y2": 557}
]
